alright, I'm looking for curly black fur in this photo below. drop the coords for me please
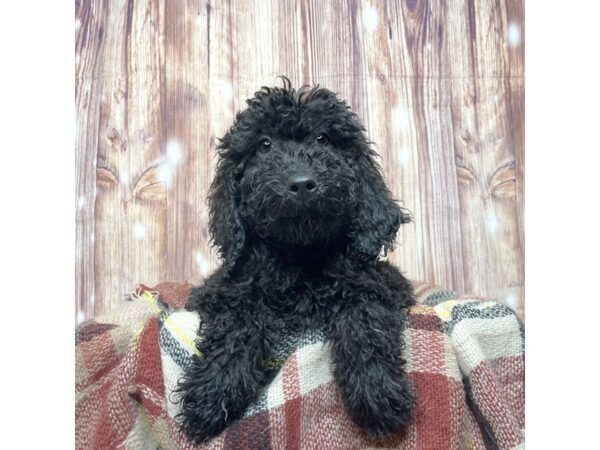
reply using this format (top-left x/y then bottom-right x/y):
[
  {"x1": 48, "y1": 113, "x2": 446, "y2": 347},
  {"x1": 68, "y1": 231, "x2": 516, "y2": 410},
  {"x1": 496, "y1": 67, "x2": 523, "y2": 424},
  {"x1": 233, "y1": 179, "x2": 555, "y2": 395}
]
[{"x1": 176, "y1": 77, "x2": 415, "y2": 443}]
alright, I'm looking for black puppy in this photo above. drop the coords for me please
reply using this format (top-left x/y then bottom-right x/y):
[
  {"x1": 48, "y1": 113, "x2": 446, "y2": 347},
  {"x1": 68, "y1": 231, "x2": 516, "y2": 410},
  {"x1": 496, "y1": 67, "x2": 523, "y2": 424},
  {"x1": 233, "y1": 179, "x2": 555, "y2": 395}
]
[{"x1": 177, "y1": 78, "x2": 415, "y2": 443}]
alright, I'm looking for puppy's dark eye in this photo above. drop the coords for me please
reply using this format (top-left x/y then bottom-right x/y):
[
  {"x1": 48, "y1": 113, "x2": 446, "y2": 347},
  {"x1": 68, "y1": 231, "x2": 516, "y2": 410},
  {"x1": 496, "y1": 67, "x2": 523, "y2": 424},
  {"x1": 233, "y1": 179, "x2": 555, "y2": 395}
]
[
  {"x1": 258, "y1": 138, "x2": 272, "y2": 152},
  {"x1": 316, "y1": 134, "x2": 329, "y2": 146}
]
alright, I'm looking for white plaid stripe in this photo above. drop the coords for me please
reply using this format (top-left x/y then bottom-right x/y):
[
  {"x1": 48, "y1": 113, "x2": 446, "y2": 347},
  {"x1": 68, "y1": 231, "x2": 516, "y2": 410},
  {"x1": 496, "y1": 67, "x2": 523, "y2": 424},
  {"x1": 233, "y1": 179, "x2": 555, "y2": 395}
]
[
  {"x1": 451, "y1": 315, "x2": 523, "y2": 375},
  {"x1": 296, "y1": 341, "x2": 334, "y2": 396}
]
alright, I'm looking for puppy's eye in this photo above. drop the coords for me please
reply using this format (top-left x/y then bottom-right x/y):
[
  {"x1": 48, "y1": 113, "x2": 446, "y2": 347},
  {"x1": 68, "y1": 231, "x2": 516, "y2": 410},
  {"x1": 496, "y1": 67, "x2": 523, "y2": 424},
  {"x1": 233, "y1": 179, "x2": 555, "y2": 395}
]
[
  {"x1": 258, "y1": 138, "x2": 272, "y2": 151},
  {"x1": 316, "y1": 134, "x2": 329, "y2": 146}
]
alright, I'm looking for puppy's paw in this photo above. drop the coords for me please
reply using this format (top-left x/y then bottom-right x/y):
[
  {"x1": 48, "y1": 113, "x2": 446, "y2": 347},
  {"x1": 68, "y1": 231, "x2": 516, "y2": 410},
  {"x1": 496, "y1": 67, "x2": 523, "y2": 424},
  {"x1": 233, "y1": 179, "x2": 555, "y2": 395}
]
[
  {"x1": 178, "y1": 375, "x2": 249, "y2": 443},
  {"x1": 344, "y1": 376, "x2": 413, "y2": 439}
]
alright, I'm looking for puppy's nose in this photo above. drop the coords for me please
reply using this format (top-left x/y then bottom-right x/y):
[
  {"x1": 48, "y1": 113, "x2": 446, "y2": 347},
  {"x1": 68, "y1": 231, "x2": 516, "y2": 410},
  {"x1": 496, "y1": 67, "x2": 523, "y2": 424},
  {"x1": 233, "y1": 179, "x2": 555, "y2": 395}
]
[{"x1": 288, "y1": 175, "x2": 318, "y2": 199}]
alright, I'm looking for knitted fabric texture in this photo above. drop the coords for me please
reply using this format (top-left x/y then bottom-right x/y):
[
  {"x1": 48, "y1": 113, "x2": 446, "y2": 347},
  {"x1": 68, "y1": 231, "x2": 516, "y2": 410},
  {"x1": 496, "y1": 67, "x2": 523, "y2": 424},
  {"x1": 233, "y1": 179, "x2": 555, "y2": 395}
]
[{"x1": 75, "y1": 281, "x2": 525, "y2": 450}]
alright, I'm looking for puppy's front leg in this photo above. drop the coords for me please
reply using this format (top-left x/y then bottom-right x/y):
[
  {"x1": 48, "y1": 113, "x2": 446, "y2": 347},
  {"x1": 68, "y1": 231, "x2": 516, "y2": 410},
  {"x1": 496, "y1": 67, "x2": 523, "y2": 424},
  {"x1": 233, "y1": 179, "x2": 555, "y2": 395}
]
[
  {"x1": 328, "y1": 296, "x2": 413, "y2": 439},
  {"x1": 178, "y1": 310, "x2": 270, "y2": 443}
]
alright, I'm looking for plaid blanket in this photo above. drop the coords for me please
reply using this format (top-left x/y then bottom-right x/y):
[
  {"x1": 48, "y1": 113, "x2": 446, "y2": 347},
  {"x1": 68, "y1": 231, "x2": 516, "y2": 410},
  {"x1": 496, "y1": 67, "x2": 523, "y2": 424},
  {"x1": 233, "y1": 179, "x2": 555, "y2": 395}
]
[{"x1": 75, "y1": 281, "x2": 524, "y2": 450}]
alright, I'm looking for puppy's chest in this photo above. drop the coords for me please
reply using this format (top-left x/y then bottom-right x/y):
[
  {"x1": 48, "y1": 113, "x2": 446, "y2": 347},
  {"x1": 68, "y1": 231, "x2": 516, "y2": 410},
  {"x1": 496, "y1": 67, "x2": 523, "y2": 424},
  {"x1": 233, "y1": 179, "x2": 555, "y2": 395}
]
[{"x1": 266, "y1": 277, "x2": 343, "y2": 327}]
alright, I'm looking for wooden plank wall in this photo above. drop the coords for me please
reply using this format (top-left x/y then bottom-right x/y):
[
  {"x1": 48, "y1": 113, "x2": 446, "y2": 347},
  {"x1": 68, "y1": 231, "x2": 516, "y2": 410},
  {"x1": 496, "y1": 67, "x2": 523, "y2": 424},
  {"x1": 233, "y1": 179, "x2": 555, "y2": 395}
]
[{"x1": 75, "y1": 0, "x2": 524, "y2": 322}]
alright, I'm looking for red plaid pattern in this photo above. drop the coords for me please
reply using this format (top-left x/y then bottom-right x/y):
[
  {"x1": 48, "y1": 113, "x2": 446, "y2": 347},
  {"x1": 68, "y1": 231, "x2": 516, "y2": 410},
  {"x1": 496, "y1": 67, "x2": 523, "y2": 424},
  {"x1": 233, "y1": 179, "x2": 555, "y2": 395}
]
[{"x1": 75, "y1": 282, "x2": 524, "y2": 449}]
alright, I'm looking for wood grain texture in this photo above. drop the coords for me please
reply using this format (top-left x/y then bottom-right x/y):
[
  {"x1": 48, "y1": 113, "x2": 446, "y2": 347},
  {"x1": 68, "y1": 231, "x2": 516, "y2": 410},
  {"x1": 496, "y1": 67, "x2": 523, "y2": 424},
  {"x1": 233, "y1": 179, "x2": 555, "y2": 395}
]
[{"x1": 75, "y1": 0, "x2": 524, "y2": 321}]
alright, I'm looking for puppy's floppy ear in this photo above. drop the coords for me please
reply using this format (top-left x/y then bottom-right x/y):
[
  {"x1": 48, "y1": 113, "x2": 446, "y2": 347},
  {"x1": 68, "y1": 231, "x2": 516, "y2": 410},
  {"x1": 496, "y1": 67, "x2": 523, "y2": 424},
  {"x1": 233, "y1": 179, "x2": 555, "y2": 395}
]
[
  {"x1": 207, "y1": 141, "x2": 247, "y2": 276},
  {"x1": 349, "y1": 139, "x2": 411, "y2": 264}
]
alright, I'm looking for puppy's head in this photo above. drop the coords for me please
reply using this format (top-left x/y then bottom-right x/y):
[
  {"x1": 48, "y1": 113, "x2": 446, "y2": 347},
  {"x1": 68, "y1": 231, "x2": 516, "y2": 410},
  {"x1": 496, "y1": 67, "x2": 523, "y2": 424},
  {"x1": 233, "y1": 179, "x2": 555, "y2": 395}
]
[{"x1": 208, "y1": 78, "x2": 410, "y2": 272}]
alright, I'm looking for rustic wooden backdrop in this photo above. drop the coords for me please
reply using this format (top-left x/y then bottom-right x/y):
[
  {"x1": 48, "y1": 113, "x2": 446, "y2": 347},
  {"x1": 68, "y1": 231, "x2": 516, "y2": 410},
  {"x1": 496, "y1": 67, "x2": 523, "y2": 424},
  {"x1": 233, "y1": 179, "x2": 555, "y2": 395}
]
[{"x1": 75, "y1": 0, "x2": 524, "y2": 322}]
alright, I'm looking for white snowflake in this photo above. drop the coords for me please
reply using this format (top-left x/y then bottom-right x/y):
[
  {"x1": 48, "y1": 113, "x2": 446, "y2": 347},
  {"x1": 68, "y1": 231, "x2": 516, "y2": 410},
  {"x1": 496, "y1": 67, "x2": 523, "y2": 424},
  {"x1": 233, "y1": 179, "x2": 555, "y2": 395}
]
[
  {"x1": 133, "y1": 222, "x2": 146, "y2": 240},
  {"x1": 485, "y1": 208, "x2": 499, "y2": 235},
  {"x1": 158, "y1": 163, "x2": 173, "y2": 185},
  {"x1": 195, "y1": 251, "x2": 210, "y2": 277},
  {"x1": 220, "y1": 81, "x2": 234, "y2": 102},
  {"x1": 362, "y1": 3, "x2": 379, "y2": 31},
  {"x1": 505, "y1": 291, "x2": 518, "y2": 310},
  {"x1": 166, "y1": 139, "x2": 184, "y2": 165},
  {"x1": 392, "y1": 103, "x2": 410, "y2": 130},
  {"x1": 507, "y1": 22, "x2": 521, "y2": 47},
  {"x1": 398, "y1": 147, "x2": 410, "y2": 165}
]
